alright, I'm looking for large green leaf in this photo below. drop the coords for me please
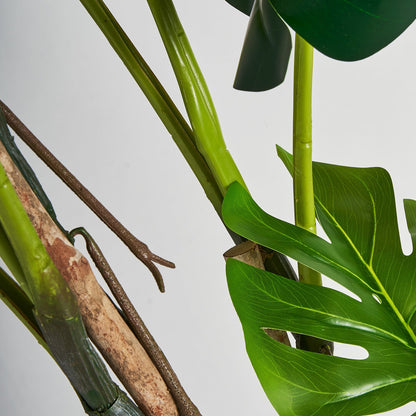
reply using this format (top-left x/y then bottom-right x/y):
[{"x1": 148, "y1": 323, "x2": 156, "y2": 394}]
[
  {"x1": 227, "y1": 0, "x2": 416, "y2": 83},
  {"x1": 222, "y1": 155, "x2": 416, "y2": 415},
  {"x1": 226, "y1": 0, "x2": 292, "y2": 91},
  {"x1": 268, "y1": 0, "x2": 416, "y2": 61}
]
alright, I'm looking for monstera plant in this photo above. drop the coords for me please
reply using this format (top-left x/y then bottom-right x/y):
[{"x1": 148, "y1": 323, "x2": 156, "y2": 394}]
[
  {"x1": 224, "y1": 150, "x2": 416, "y2": 415},
  {"x1": 1, "y1": 1, "x2": 416, "y2": 415},
  {"x1": 223, "y1": 1, "x2": 416, "y2": 414}
]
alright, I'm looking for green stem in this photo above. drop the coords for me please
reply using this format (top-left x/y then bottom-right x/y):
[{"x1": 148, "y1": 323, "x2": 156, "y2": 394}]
[
  {"x1": 79, "y1": 0, "x2": 223, "y2": 215},
  {"x1": 146, "y1": 0, "x2": 246, "y2": 195},
  {"x1": 293, "y1": 34, "x2": 321, "y2": 286}
]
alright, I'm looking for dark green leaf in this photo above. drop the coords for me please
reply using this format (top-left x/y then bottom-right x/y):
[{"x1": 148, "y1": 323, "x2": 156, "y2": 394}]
[
  {"x1": 222, "y1": 154, "x2": 416, "y2": 415},
  {"x1": 233, "y1": 0, "x2": 292, "y2": 91},
  {"x1": 268, "y1": 0, "x2": 416, "y2": 61}
]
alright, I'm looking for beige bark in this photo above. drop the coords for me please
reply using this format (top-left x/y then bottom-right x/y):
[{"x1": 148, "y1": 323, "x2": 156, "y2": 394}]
[{"x1": 0, "y1": 140, "x2": 178, "y2": 416}]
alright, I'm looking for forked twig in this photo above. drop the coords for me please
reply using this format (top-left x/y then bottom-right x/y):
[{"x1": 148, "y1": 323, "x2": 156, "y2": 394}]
[
  {"x1": 70, "y1": 227, "x2": 201, "y2": 416},
  {"x1": 0, "y1": 99, "x2": 174, "y2": 291}
]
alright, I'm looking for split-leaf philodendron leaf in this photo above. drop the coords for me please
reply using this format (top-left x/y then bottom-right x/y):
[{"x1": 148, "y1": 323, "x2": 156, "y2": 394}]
[{"x1": 222, "y1": 148, "x2": 416, "y2": 415}]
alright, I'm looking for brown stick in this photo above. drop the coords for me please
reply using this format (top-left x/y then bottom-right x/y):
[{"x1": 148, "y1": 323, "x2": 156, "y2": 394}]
[
  {"x1": 0, "y1": 99, "x2": 174, "y2": 292},
  {"x1": 0, "y1": 139, "x2": 179, "y2": 416},
  {"x1": 70, "y1": 227, "x2": 201, "y2": 416}
]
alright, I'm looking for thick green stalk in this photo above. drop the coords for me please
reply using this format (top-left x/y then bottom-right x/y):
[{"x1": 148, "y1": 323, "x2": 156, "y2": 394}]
[
  {"x1": 293, "y1": 36, "x2": 332, "y2": 354},
  {"x1": 292, "y1": 34, "x2": 321, "y2": 286},
  {"x1": 146, "y1": 0, "x2": 246, "y2": 195},
  {"x1": 79, "y1": 0, "x2": 224, "y2": 214},
  {"x1": 0, "y1": 165, "x2": 75, "y2": 315}
]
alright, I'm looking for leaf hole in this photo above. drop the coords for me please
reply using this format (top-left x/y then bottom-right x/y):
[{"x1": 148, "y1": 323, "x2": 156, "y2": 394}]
[
  {"x1": 322, "y1": 275, "x2": 362, "y2": 302},
  {"x1": 397, "y1": 195, "x2": 413, "y2": 255},
  {"x1": 263, "y1": 328, "x2": 293, "y2": 346},
  {"x1": 372, "y1": 293, "x2": 382, "y2": 304},
  {"x1": 263, "y1": 329, "x2": 368, "y2": 360},
  {"x1": 316, "y1": 222, "x2": 331, "y2": 243},
  {"x1": 333, "y1": 342, "x2": 369, "y2": 360}
]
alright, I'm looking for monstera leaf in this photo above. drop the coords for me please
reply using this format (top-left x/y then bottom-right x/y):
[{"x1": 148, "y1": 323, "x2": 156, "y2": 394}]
[
  {"x1": 226, "y1": 0, "x2": 416, "y2": 91},
  {"x1": 269, "y1": 0, "x2": 416, "y2": 61},
  {"x1": 226, "y1": 0, "x2": 292, "y2": 91},
  {"x1": 222, "y1": 150, "x2": 416, "y2": 415}
]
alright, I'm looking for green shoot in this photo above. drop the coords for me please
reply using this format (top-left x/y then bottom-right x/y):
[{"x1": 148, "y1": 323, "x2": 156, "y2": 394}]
[{"x1": 292, "y1": 34, "x2": 321, "y2": 286}]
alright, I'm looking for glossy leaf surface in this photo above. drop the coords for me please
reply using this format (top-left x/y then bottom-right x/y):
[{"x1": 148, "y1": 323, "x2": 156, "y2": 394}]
[
  {"x1": 223, "y1": 154, "x2": 416, "y2": 415},
  {"x1": 227, "y1": 0, "x2": 416, "y2": 66},
  {"x1": 268, "y1": 0, "x2": 416, "y2": 61},
  {"x1": 227, "y1": 0, "x2": 292, "y2": 91}
]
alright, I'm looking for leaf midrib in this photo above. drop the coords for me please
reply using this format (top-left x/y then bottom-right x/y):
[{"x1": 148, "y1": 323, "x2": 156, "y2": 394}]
[
  {"x1": 341, "y1": 0, "x2": 381, "y2": 19},
  {"x1": 244, "y1": 271, "x2": 413, "y2": 348},
  {"x1": 314, "y1": 174, "x2": 416, "y2": 345},
  {"x1": 328, "y1": 372, "x2": 416, "y2": 404},
  {"x1": 246, "y1": 201, "x2": 376, "y2": 293}
]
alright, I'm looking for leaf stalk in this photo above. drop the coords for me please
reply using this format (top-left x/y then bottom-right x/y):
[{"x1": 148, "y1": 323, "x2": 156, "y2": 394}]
[
  {"x1": 146, "y1": 0, "x2": 246, "y2": 195},
  {"x1": 293, "y1": 34, "x2": 321, "y2": 286}
]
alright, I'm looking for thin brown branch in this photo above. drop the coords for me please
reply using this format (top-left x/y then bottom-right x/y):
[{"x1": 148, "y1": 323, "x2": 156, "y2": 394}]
[
  {"x1": 0, "y1": 139, "x2": 178, "y2": 416},
  {"x1": 0, "y1": 99, "x2": 174, "y2": 292},
  {"x1": 70, "y1": 227, "x2": 201, "y2": 416}
]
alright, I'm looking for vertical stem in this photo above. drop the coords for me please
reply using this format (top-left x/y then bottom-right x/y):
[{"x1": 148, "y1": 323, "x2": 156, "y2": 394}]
[
  {"x1": 293, "y1": 35, "x2": 333, "y2": 354},
  {"x1": 292, "y1": 34, "x2": 321, "y2": 286}
]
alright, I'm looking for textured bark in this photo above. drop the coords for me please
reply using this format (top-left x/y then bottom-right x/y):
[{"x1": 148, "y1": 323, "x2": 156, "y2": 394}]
[{"x1": 0, "y1": 140, "x2": 178, "y2": 416}]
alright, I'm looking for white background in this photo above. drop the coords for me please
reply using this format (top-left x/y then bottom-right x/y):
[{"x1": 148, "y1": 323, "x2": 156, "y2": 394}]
[{"x1": 1, "y1": 1, "x2": 416, "y2": 415}]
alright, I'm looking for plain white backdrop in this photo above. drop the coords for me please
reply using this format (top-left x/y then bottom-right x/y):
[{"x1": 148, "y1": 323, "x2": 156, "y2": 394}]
[{"x1": 1, "y1": 1, "x2": 416, "y2": 415}]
